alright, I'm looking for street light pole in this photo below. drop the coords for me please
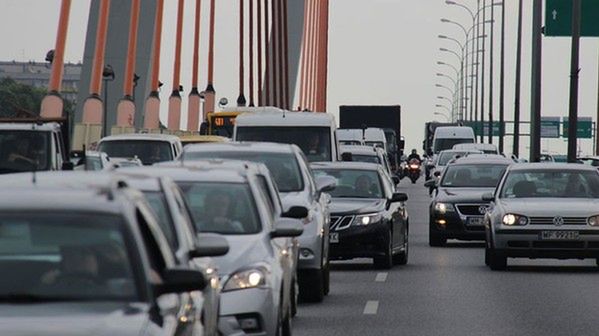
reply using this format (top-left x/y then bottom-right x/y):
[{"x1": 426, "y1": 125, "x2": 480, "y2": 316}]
[
  {"x1": 479, "y1": 0, "x2": 486, "y2": 143},
  {"x1": 498, "y1": 0, "x2": 505, "y2": 153},
  {"x1": 487, "y1": 0, "x2": 494, "y2": 144},
  {"x1": 530, "y1": 0, "x2": 543, "y2": 162},
  {"x1": 474, "y1": 0, "x2": 481, "y2": 134},
  {"x1": 567, "y1": 0, "x2": 581, "y2": 163},
  {"x1": 513, "y1": 0, "x2": 523, "y2": 157}
]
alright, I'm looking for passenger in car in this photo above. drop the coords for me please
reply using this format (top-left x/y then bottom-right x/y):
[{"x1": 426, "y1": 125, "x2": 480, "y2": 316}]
[{"x1": 204, "y1": 191, "x2": 245, "y2": 233}]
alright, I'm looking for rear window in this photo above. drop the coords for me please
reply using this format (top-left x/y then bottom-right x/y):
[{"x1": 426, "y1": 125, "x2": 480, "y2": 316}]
[
  {"x1": 98, "y1": 140, "x2": 173, "y2": 165},
  {"x1": 434, "y1": 138, "x2": 474, "y2": 153}
]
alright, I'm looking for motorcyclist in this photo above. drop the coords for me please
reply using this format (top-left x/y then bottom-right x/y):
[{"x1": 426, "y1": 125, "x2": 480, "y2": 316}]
[{"x1": 407, "y1": 149, "x2": 422, "y2": 163}]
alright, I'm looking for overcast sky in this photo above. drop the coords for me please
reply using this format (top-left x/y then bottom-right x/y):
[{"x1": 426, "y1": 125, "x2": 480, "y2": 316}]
[{"x1": 2, "y1": 0, "x2": 599, "y2": 156}]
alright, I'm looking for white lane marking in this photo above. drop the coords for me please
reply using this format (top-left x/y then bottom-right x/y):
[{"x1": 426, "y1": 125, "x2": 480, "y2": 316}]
[
  {"x1": 363, "y1": 300, "x2": 379, "y2": 315},
  {"x1": 375, "y1": 272, "x2": 388, "y2": 282}
]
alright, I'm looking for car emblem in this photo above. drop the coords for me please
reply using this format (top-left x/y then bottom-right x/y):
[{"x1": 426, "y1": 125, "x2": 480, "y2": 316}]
[
  {"x1": 478, "y1": 205, "x2": 488, "y2": 214},
  {"x1": 553, "y1": 216, "x2": 564, "y2": 226}
]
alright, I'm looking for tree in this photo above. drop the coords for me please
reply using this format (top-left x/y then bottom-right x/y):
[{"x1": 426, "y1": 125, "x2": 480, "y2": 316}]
[{"x1": 0, "y1": 77, "x2": 74, "y2": 119}]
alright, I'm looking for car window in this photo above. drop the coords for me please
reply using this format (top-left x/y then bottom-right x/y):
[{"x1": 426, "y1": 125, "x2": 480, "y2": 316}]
[
  {"x1": 441, "y1": 164, "x2": 508, "y2": 188},
  {"x1": 256, "y1": 175, "x2": 276, "y2": 218},
  {"x1": 170, "y1": 185, "x2": 198, "y2": 237},
  {"x1": 352, "y1": 154, "x2": 380, "y2": 164},
  {"x1": 500, "y1": 170, "x2": 599, "y2": 199},
  {"x1": 0, "y1": 212, "x2": 138, "y2": 301},
  {"x1": 97, "y1": 140, "x2": 173, "y2": 165},
  {"x1": 0, "y1": 130, "x2": 51, "y2": 173},
  {"x1": 178, "y1": 182, "x2": 262, "y2": 235},
  {"x1": 141, "y1": 191, "x2": 178, "y2": 250},
  {"x1": 313, "y1": 168, "x2": 383, "y2": 199}
]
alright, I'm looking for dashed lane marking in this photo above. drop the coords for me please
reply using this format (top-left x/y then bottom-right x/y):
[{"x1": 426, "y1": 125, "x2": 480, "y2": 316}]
[
  {"x1": 363, "y1": 300, "x2": 379, "y2": 315},
  {"x1": 375, "y1": 272, "x2": 388, "y2": 282}
]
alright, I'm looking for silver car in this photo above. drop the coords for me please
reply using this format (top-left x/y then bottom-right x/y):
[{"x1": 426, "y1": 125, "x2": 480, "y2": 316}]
[
  {"x1": 484, "y1": 163, "x2": 599, "y2": 270},
  {"x1": 126, "y1": 161, "x2": 304, "y2": 336},
  {"x1": 182, "y1": 142, "x2": 336, "y2": 302}
]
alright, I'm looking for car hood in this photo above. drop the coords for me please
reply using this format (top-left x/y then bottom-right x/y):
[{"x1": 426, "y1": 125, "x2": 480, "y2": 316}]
[
  {"x1": 213, "y1": 234, "x2": 267, "y2": 276},
  {"x1": 280, "y1": 191, "x2": 310, "y2": 210},
  {"x1": 0, "y1": 302, "x2": 149, "y2": 336},
  {"x1": 329, "y1": 198, "x2": 385, "y2": 215},
  {"x1": 436, "y1": 187, "x2": 495, "y2": 203},
  {"x1": 498, "y1": 198, "x2": 599, "y2": 217}
]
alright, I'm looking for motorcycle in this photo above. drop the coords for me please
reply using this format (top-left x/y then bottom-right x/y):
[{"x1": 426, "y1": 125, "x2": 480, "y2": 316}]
[{"x1": 407, "y1": 158, "x2": 421, "y2": 184}]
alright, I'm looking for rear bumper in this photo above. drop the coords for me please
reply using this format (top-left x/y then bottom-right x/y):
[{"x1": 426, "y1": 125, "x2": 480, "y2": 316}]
[
  {"x1": 493, "y1": 229, "x2": 599, "y2": 259},
  {"x1": 430, "y1": 212, "x2": 485, "y2": 241},
  {"x1": 330, "y1": 223, "x2": 388, "y2": 260}
]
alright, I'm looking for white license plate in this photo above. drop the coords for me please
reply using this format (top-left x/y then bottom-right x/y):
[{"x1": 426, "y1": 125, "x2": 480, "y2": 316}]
[
  {"x1": 540, "y1": 231, "x2": 580, "y2": 240},
  {"x1": 467, "y1": 217, "x2": 483, "y2": 226},
  {"x1": 330, "y1": 232, "x2": 339, "y2": 243}
]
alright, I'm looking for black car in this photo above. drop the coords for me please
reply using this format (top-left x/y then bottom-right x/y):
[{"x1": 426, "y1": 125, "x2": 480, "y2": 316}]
[
  {"x1": 0, "y1": 176, "x2": 208, "y2": 335},
  {"x1": 312, "y1": 162, "x2": 409, "y2": 269},
  {"x1": 426, "y1": 155, "x2": 513, "y2": 246}
]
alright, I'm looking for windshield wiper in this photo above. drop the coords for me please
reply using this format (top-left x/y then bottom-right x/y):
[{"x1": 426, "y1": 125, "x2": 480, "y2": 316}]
[{"x1": 0, "y1": 293, "x2": 88, "y2": 303}]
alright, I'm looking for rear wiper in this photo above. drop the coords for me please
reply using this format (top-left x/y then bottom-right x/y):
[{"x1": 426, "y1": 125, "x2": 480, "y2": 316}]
[{"x1": 0, "y1": 293, "x2": 83, "y2": 303}]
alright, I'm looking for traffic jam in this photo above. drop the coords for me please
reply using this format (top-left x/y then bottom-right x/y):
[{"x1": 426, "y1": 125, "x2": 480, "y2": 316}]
[{"x1": 1, "y1": 105, "x2": 599, "y2": 335}]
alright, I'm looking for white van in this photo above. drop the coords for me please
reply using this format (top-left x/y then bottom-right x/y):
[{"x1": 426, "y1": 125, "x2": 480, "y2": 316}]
[
  {"x1": 453, "y1": 143, "x2": 499, "y2": 155},
  {"x1": 337, "y1": 129, "x2": 364, "y2": 146},
  {"x1": 234, "y1": 111, "x2": 340, "y2": 162},
  {"x1": 431, "y1": 126, "x2": 475, "y2": 154},
  {"x1": 97, "y1": 133, "x2": 182, "y2": 166},
  {"x1": 364, "y1": 128, "x2": 388, "y2": 152}
]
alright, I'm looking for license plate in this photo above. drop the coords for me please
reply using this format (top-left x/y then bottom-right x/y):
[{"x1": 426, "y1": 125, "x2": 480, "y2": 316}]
[
  {"x1": 540, "y1": 231, "x2": 580, "y2": 240},
  {"x1": 467, "y1": 217, "x2": 483, "y2": 226},
  {"x1": 330, "y1": 232, "x2": 339, "y2": 243}
]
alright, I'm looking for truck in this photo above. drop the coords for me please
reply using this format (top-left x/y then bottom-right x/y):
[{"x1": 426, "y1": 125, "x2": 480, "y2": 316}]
[
  {"x1": 422, "y1": 122, "x2": 460, "y2": 156},
  {"x1": 339, "y1": 105, "x2": 404, "y2": 171},
  {"x1": 0, "y1": 116, "x2": 73, "y2": 174}
]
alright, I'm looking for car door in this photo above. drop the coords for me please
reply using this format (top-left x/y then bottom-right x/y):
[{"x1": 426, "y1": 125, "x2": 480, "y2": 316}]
[
  {"x1": 380, "y1": 169, "x2": 404, "y2": 248},
  {"x1": 136, "y1": 202, "x2": 202, "y2": 336}
]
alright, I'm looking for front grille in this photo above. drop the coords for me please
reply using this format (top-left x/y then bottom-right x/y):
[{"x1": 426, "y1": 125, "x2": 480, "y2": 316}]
[
  {"x1": 330, "y1": 215, "x2": 354, "y2": 231},
  {"x1": 456, "y1": 204, "x2": 488, "y2": 216},
  {"x1": 508, "y1": 241, "x2": 529, "y2": 248},
  {"x1": 529, "y1": 217, "x2": 587, "y2": 226},
  {"x1": 532, "y1": 241, "x2": 585, "y2": 249}
]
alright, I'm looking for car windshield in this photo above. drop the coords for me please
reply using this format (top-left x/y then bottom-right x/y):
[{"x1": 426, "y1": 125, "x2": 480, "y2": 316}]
[
  {"x1": 313, "y1": 168, "x2": 383, "y2": 199},
  {"x1": 183, "y1": 151, "x2": 304, "y2": 192},
  {"x1": 0, "y1": 213, "x2": 138, "y2": 302},
  {"x1": 365, "y1": 141, "x2": 384, "y2": 149},
  {"x1": 177, "y1": 182, "x2": 261, "y2": 234},
  {"x1": 434, "y1": 138, "x2": 474, "y2": 153},
  {"x1": 236, "y1": 126, "x2": 332, "y2": 162},
  {"x1": 142, "y1": 191, "x2": 177, "y2": 249},
  {"x1": 0, "y1": 130, "x2": 50, "y2": 173},
  {"x1": 352, "y1": 154, "x2": 380, "y2": 164},
  {"x1": 499, "y1": 170, "x2": 599, "y2": 199},
  {"x1": 97, "y1": 140, "x2": 173, "y2": 165},
  {"x1": 340, "y1": 140, "x2": 362, "y2": 145},
  {"x1": 437, "y1": 151, "x2": 470, "y2": 166},
  {"x1": 441, "y1": 164, "x2": 508, "y2": 188}
]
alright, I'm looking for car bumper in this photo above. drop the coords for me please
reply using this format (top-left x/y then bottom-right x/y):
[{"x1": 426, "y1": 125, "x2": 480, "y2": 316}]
[
  {"x1": 493, "y1": 228, "x2": 599, "y2": 259},
  {"x1": 297, "y1": 221, "x2": 324, "y2": 270},
  {"x1": 431, "y1": 211, "x2": 485, "y2": 240},
  {"x1": 219, "y1": 287, "x2": 278, "y2": 336},
  {"x1": 329, "y1": 223, "x2": 388, "y2": 260}
]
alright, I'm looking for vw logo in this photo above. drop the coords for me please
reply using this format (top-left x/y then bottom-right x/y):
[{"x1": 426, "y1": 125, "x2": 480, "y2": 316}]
[
  {"x1": 478, "y1": 205, "x2": 488, "y2": 214},
  {"x1": 553, "y1": 216, "x2": 564, "y2": 226}
]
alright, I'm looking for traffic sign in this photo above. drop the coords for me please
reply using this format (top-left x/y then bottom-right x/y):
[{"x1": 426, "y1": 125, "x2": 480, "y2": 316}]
[
  {"x1": 562, "y1": 117, "x2": 593, "y2": 139},
  {"x1": 541, "y1": 117, "x2": 560, "y2": 138},
  {"x1": 545, "y1": 0, "x2": 599, "y2": 37},
  {"x1": 466, "y1": 121, "x2": 501, "y2": 137}
]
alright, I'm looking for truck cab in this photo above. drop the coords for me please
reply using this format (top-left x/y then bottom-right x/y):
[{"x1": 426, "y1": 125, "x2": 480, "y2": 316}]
[{"x1": 0, "y1": 120, "x2": 71, "y2": 174}]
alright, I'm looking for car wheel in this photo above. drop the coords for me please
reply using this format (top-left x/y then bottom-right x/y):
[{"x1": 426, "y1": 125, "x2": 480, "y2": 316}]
[
  {"x1": 374, "y1": 230, "x2": 393, "y2": 269},
  {"x1": 429, "y1": 226, "x2": 446, "y2": 247},
  {"x1": 596, "y1": 258, "x2": 599, "y2": 267},
  {"x1": 323, "y1": 261, "x2": 330, "y2": 296},
  {"x1": 291, "y1": 276, "x2": 298, "y2": 317},
  {"x1": 299, "y1": 269, "x2": 324, "y2": 303},
  {"x1": 393, "y1": 227, "x2": 409, "y2": 265},
  {"x1": 488, "y1": 248, "x2": 507, "y2": 271}
]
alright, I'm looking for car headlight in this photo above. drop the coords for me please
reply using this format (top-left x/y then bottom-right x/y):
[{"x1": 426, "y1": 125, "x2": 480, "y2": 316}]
[
  {"x1": 587, "y1": 215, "x2": 599, "y2": 227},
  {"x1": 434, "y1": 203, "x2": 455, "y2": 215},
  {"x1": 502, "y1": 214, "x2": 529, "y2": 226},
  {"x1": 223, "y1": 267, "x2": 269, "y2": 292},
  {"x1": 352, "y1": 213, "x2": 383, "y2": 226}
]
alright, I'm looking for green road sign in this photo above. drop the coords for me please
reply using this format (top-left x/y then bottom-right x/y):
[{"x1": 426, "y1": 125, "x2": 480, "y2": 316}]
[
  {"x1": 562, "y1": 117, "x2": 593, "y2": 139},
  {"x1": 541, "y1": 117, "x2": 560, "y2": 138},
  {"x1": 466, "y1": 121, "x2": 501, "y2": 137},
  {"x1": 545, "y1": 0, "x2": 599, "y2": 37}
]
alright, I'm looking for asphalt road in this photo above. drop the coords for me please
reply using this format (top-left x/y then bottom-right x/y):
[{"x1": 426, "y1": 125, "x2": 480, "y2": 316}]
[{"x1": 294, "y1": 179, "x2": 599, "y2": 336}]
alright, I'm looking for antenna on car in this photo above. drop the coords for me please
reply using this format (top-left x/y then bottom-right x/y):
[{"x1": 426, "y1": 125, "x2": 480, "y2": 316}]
[{"x1": 31, "y1": 160, "x2": 39, "y2": 185}]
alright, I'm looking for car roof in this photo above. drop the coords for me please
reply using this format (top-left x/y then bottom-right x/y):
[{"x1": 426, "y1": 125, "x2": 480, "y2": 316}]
[
  {"x1": 99, "y1": 133, "x2": 181, "y2": 142},
  {"x1": 507, "y1": 162, "x2": 597, "y2": 172},
  {"x1": 220, "y1": 106, "x2": 287, "y2": 114},
  {"x1": 311, "y1": 161, "x2": 381, "y2": 171},
  {"x1": 179, "y1": 135, "x2": 230, "y2": 142},
  {"x1": 183, "y1": 141, "x2": 298, "y2": 155},
  {"x1": 235, "y1": 111, "x2": 335, "y2": 127},
  {"x1": 450, "y1": 155, "x2": 513, "y2": 165},
  {"x1": 0, "y1": 122, "x2": 61, "y2": 131},
  {"x1": 340, "y1": 145, "x2": 378, "y2": 156},
  {"x1": 454, "y1": 143, "x2": 497, "y2": 150},
  {"x1": 0, "y1": 188, "x2": 127, "y2": 213},
  {"x1": 439, "y1": 149, "x2": 481, "y2": 155}
]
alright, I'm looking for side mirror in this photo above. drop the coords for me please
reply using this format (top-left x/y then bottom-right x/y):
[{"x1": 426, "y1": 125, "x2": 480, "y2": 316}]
[
  {"x1": 282, "y1": 206, "x2": 309, "y2": 219},
  {"x1": 341, "y1": 152, "x2": 353, "y2": 162},
  {"x1": 315, "y1": 175, "x2": 337, "y2": 193},
  {"x1": 154, "y1": 268, "x2": 206, "y2": 295},
  {"x1": 271, "y1": 218, "x2": 304, "y2": 238},
  {"x1": 433, "y1": 171, "x2": 441, "y2": 178},
  {"x1": 481, "y1": 192, "x2": 495, "y2": 202},
  {"x1": 424, "y1": 179, "x2": 437, "y2": 188},
  {"x1": 390, "y1": 192, "x2": 408, "y2": 203},
  {"x1": 62, "y1": 161, "x2": 74, "y2": 171},
  {"x1": 190, "y1": 233, "x2": 230, "y2": 258},
  {"x1": 392, "y1": 175, "x2": 400, "y2": 185}
]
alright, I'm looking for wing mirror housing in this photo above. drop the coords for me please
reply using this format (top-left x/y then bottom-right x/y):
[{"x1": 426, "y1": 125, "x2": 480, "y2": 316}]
[
  {"x1": 190, "y1": 233, "x2": 230, "y2": 258},
  {"x1": 390, "y1": 192, "x2": 408, "y2": 203},
  {"x1": 481, "y1": 192, "x2": 495, "y2": 202},
  {"x1": 392, "y1": 175, "x2": 400, "y2": 185},
  {"x1": 271, "y1": 218, "x2": 304, "y2": 238},
  {"x1": 154, "y1": 268, "x2": 206, "y2": 296},
  {"x1": 282, "y1": 206, "x2": 309, "y2": 219},
  {"x1": 315, "y1": 175, "x2": 337, "y2": 193},
  {"x1": 433, "y1": 171, "x2": 441, "y2": 177},
  {"x1": 424, "y1": 179, "x2": 437, "y2": 188}
]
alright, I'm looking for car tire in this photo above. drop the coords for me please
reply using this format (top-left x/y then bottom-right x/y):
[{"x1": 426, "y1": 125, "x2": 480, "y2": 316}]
[
  {"x1": 429, "y1": 227, "x2": 446, "y2": 247},
  {"x1": 299, "y1": 269, "x2": 324, "y2": 303},
  {"x1": 374, "y1": 230, "x2": 393, "y2": 270},
  {"x1": 282, "y1": 298, "x2": 292, "y2": 336},
  {"x1": 596, "y1": 258, "x2": 599, "y2": 267},
  {"x1": 323, "y1": 262, "x2": 330, "y2": 296},
  {"x1": 394, "y1": 227, "x2": 409, "y2": 265},
  {"x1": 291, "y1": 276, "x2": 298, "y2": 318},
  {"x1": 488, "y1": 248, "x2": 507, "y2": 271}
]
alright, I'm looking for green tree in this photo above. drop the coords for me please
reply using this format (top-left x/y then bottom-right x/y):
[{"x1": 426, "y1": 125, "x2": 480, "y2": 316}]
[{"x1": 0, "y1": 77, "x2": 75, "y2": 119}]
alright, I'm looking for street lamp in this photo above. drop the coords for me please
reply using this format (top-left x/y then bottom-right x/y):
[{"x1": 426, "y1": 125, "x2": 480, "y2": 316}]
[{"x1": 434, "y1": 111, "x2": 450, "y2": 122}]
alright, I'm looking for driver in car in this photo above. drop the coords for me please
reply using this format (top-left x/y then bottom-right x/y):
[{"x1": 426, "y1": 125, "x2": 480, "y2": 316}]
[
  {"x1": 354, "y1": 175, "x2": 374, "y2": 198},
  {"x1": 203, "y1": 191, "x2": 245, "y2": 233},
  {"x1": 7, "y1": 138, "x2": 36, "y2": 166}
]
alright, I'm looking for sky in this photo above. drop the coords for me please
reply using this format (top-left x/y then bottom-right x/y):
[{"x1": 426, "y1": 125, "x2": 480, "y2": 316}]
[{"x1": 1, "y1": 0, "x2": 599, "y2": 158}]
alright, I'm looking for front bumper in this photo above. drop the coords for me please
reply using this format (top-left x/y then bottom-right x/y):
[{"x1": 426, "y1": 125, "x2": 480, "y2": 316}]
[
  {"x1": 218, "y1": 287, "x2": 277, "y2": 336},
  {"x1": 430, "y1": 210, "x2": 485, "y2": 241},
  {"x1": 493, "y1": 227, "x2": 599, "y2": 259},
  {"x1": 329, "y1": 222, "x2": 388, "y2": 260},
  {"x1": 297, "y1": 219, "x2": 324, "y2": 270}
]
